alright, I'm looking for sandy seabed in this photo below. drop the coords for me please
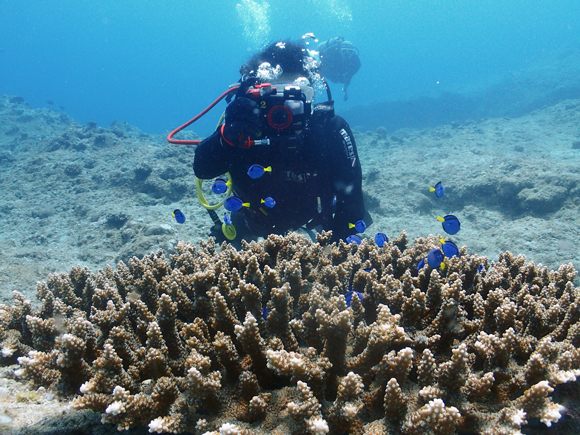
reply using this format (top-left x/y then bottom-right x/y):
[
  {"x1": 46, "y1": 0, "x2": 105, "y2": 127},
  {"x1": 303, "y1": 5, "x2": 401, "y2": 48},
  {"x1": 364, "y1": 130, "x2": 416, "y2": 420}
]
[{"x1": 1, "y1": 93, "x2": 580, "y2": 433}]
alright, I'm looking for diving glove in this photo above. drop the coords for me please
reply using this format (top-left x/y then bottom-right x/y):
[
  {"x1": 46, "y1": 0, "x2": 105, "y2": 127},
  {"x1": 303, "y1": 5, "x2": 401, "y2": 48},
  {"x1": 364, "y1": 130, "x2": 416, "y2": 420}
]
[{"x1": 221, "y1": 96, "x2": 261, "y2": 148}]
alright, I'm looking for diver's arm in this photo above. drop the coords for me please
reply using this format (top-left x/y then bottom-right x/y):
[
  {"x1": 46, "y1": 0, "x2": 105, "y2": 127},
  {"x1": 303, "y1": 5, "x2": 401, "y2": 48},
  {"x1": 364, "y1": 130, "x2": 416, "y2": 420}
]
[
  {"x1": 193, "y1": 130, "x2": 233, "y2": 179},
  {"x1": 327, "y1": 116, "x2": 366, "y2": 240},
  {"x1": 194, "y1": 94, "x2": 262, "y2": 179}
]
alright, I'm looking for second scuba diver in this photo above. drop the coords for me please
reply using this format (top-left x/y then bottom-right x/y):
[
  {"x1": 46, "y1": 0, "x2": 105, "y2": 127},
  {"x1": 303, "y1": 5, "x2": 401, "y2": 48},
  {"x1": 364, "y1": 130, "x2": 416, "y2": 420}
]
[
  {"x1": 316, "y1": 37, "x2": 361, "y2": 101},
  {"x1": 193, "y1": 40, "x2": 369, "y2": 246}
]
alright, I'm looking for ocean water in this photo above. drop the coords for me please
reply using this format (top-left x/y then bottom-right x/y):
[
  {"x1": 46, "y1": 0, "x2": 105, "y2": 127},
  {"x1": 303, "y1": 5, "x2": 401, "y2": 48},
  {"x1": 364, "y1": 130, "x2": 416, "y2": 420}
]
[
  {"x1": 1, "y1": 0, "x2": 579, "y2": 136},
  {"x1": 3, "y1": 2, "x2": 580, "y2": 431}
]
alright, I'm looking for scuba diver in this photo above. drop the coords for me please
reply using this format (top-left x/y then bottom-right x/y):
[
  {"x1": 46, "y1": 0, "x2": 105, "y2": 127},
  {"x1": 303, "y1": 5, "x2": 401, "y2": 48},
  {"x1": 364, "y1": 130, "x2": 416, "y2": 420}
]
[
  {"x1": 191, "y1": 40, "x2": 369, "y2": 246},
  {"x1": 316, "y1": 37, "x2": 361, "y2": 101}
]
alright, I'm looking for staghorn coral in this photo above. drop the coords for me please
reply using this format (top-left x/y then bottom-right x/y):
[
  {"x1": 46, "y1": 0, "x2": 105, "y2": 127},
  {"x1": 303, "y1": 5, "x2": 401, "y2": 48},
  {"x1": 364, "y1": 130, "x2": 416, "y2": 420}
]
[{"x1": 0, "y1": 232, "x2": 579, "y2": 434}]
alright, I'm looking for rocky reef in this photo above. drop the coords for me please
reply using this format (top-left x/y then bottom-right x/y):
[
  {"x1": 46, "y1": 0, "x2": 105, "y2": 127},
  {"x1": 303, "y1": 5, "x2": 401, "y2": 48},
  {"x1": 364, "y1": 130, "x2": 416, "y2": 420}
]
[{"x1": 1, "y1": 232, "x2": 579, "y2": 434}]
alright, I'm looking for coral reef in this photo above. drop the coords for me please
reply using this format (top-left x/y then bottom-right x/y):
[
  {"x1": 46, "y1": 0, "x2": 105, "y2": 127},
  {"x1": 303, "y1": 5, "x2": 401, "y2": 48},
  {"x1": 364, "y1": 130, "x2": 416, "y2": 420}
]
[{"x1": 1, "y1": 232, "x2": 579, "y2": 434}]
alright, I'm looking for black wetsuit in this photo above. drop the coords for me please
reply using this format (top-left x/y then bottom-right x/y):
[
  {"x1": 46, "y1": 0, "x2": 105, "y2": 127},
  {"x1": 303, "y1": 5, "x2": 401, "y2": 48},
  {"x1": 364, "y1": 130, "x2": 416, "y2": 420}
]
[{"x1": 193, "y1": 109, "x2": 366, "y2": 244}]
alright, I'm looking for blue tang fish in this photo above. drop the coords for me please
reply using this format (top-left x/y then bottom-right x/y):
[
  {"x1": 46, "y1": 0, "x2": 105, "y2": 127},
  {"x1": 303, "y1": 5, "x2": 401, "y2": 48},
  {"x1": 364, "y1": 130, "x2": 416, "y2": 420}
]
[
  {"x1": 223, "y1": 213, "x2": 232, "y2": 226},
  {"x1": 346, "y1": 235, "x2": 362, "y2": 245},
  {"x1": 440, "y1": 238, "x2": 460, "y2": 258},
  {"x1": 211, "y1": 178, "x2": 231, "y2": 194},
  {"x1": 172, "y1": 209, "x2": 186, "y2": 224},
  {"x1": 345, "y1": 290, "x2": 364, "y2": 307},
  {"x1": 224, "y1": 196, "x2": 250, "y2": 212},
  {"x1": 261, "y1": 306, "x2": 269, "y2": 320},
  {"x1": 349, "y1": 219, "x2": 366, "y2": 233},
  {"x1": 437, "y1": 215, "x2": 460, "y2": 235},
  {"x1": 427, "y1": 248, "x2": 446, "y2": 269},
  {"x1": 430, "y1": 181, "x2": 445, "y2": 198},
  {"x1": 374, "y1": 232, "x2": 389, "y2": 247},
  {"x1": 261, "y1": 197, "x2": 276, "y2": 208},
  {"x1": 478, "y1": 264, "x2": 485, "y2": 274},
  {"x1": 418, "y1": 258, "x2": 426, "y2": 270},
  {"x1": 247, "y1": 164, "x2": 272, "y2": 179}
]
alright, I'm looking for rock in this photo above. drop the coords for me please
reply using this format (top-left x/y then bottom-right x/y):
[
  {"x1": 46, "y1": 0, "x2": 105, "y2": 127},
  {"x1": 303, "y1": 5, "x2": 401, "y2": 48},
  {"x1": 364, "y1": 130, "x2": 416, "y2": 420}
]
[
  {"x1": 134, "y1": 164, "x2": 152, "y2": 181},
  {"x1": 31, "y1": 205, "x2": 56, "y2": 219},
  {"x1": 64, "y1": 163, "x2": 83, "y2": 177},
  {"x1": 106, "y1": 213, "x2": 129, "y2": 229},
  {"x1": 139, "y1": 176, "x2": 171, "y2": 199},
  {"x1": 144, "y1": 224, "x2": 174, "y2": 236},
  {"x1": 159, "y1": 167, "x2": 180, "y2": 181},
  {"x1": 517, "y1": 185, "x2": 568, "y2": 213},
  {"x1": 93, "y1": 134, "x2": 116, "y2": 148},
  {"x1": 5, "y1": 125, "x2": 19, "y2": 136},
  {"x1": 376, "y1": 126, "x2": 388, "y2": 139},
  {"x1": 17, "y1": 115, "x2": 33, "y2": 123},
  {"x1": 0, "y1": 151, "x2": 15, "y2": 165}
]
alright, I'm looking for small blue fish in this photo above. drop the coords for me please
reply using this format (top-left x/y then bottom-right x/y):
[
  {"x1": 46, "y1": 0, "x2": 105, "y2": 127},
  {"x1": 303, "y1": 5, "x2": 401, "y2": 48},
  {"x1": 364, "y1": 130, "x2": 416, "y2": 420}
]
[
  {"x1": 346, "y1": 235, "x2": 362, "y2": 245},
  {"x1": 332, "y1": 196, "x2": 337, "y2": 206},
  {"x1": 478, "y1": 264, "x2": 485, "y2": 274},
  {"x1": 224, "y1": 196, "x2": 250, "y2": 212},
  {"x1": 247, "y1": 164, "x2": 272, "y2": 179},
  {"x1": 223, "y1": 213, "x2": 232, "y2": 226},
  {"x1": 261, "y1": 197, "x2": 276, "y2": 208},
  {"x1": 211, "y1": 178, "x2": 231, "y2": 194},
  {"x1": 374, "y1": 232, "x2": 389, "y2": 247},
  {"x1": 172, "y1": 209, "x2": 186, "y2": 224},
  {"x1": 345, "y1": 290, "x2": 364, "y2": 307},
  {"x1": 262, "y1": 306, "x2": 269, "y2": 320},
  {"x1": 418, "y1": 258, "x2": 426, "y2": 270},
  {"x1": 349, "y1": 219, "x2": 366, "y2": 233},
  {"x1": 427, "y1": 248, "x2": 446, "y2": 269},
  {"x1": 437, "y1": 215, "x2": 460, "y2": 235},
  {"x1": 430, "y1": 181, "x2": 445, "y2": 198},
  {"x1": 440, "y1": 238, "x2": 460, "y2": 258}
]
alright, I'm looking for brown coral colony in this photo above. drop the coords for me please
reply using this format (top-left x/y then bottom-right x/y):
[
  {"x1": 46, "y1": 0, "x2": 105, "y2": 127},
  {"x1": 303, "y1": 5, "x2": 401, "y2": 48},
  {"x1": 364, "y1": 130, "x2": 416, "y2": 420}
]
[{"x1": 1, "y1": 231, "x2": 579, "y2": 434}]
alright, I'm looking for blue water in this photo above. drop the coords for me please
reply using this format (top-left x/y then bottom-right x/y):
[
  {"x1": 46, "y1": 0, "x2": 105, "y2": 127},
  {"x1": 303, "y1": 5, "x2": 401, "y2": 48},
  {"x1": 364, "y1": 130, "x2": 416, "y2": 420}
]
[{"x1": 1, "y1": 0, "x2": 579, "y2": 136}]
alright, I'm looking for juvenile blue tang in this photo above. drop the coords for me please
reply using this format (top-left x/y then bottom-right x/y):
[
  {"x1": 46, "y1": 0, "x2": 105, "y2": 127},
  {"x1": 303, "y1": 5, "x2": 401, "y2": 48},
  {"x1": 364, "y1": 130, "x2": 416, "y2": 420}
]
[
  {"x1": 437, "y1": 215, "x2": 460, "y2": 235},
  {"x1": 247, "y1": 164, "x2": 272, "y2": 179},
  {"x1": 440, "y1": 238, "x2": 460, "y2": 258},
  {"x1": 427, "y1": 248, "x2": 446, "y2": 269},
  {"x1": 349, "y1": 219, "x2": 366, "y2": 233},
  {"x1": 173, "y1": 209, "x2": 186, "y2": 224},
  {"x1": 346, "y1": 235, "x2": 362, "y2": 245},
  {"x1": 430, "y1": 181, "x2": 445, "y2": 198},
  {"x1": 374, "y1": 232, "x2": 389, "y2": 247},
  {"x1": 224, "y1": 196, "x2": 250, "y2": 212},
  {"x1": 261, "y1": 197, "x2": 276, "y2": 208},
  {"x1": 345, "y1": 290, "x2": 364, "y2": 307},
  {"x1": 223, "y1": 213, "x2": 232, "y2": 226},
  {"x1": 211, "y1": 178, "x2": 231, "y2": 194}
]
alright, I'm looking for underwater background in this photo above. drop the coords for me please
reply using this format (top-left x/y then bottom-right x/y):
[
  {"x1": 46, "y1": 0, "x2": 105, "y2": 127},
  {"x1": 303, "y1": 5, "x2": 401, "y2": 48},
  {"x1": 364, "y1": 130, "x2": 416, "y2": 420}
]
[
  {"x1": 1, "y1": 0, "x2": 580, "y2": 293},
  {"x1": 3, "y1": 1, "x2": 580, "y2": 432},
  {"x1": 2, "y1": 0, "x2": 580, "y2": 295},
  {"x1": 1, "y1": 0, "x2": 580, "y2": 136}
]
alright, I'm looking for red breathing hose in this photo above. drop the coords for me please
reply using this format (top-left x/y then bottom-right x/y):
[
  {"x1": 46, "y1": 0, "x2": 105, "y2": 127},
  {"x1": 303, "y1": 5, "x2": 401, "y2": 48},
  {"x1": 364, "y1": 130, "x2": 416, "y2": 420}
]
[{"x1": 167, "y1": 86, "x2": 239, "y2": 145}]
